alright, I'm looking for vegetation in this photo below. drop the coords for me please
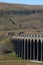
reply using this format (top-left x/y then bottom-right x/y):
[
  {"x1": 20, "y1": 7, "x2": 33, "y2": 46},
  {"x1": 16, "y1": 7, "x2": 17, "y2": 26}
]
[{"x1": 0, "y1": 52, "x2": 22, "y2": 61}]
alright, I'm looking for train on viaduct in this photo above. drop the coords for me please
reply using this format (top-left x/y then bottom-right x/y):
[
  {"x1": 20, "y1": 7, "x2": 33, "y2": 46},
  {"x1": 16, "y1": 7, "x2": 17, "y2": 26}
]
[{"x1": 12, "y1": 34, "x2": 43, "y2": 62}]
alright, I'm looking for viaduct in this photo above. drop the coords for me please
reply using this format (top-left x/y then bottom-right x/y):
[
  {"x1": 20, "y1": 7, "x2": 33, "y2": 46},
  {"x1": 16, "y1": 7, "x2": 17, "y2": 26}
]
[{"x1": 12, "y1": 34, "x2": 43, "y2": 62}]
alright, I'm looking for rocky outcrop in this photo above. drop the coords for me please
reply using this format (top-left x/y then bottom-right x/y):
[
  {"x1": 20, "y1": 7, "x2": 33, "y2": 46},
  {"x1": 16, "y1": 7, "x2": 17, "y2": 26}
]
[{"x1": 0, "y1": 9, "x2": 43, "y2": 16}]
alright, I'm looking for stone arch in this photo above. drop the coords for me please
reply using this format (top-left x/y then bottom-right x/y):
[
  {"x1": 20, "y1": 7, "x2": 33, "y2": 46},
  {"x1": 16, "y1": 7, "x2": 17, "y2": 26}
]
[
  {"x1": 30, "y1": 39, "x2": 34, "y2": 59},
  {"x1": 41, "y1": 41, "x2": 43, "y2": 61},
  {"x1": 17, "y1": 38, "x2": 22, "y2": 57},
  {"x1": 15, "y1": 39, "x2": 18, "y2": 55},
  {"x1": 38, "y1": 39, "x2": 41, "y2": 61},
  {"x1": 21, "y1": 39, "x2": 24, "y2": 59},
  {"x1": 13, "y1": 39, "x2": 17, "y2": 53},
  {"x1": 18, "y1": 39, "x2": 22, "y2": 58},
  {"x1": 34, "y1": 39, "x2": 37, "y2": 60},
  {"x1": 25, "y1": 39, "x2": 27, "y2": 59},
  {"x1": 28, "y1": 39, "x2": 30, "y2": 59},
  {"x1": 17, "y1": 38, "x2": 19, "y2": 57}
]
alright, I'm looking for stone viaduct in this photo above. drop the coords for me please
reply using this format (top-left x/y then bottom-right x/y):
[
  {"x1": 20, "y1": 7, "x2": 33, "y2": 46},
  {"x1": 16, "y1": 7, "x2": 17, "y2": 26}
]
[{"x1": 12, "y1": 34, "x2": 43, "y2": 62}]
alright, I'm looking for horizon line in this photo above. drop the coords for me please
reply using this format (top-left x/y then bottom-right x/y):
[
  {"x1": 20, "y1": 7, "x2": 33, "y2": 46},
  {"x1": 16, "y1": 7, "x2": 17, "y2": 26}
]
[{"x1": 0, "y1": 2, "x2": 43, "y2": 6}]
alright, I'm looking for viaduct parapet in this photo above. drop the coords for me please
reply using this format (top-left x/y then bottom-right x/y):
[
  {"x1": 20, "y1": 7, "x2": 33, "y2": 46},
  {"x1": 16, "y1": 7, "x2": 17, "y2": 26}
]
[{"x1": 12, "y1": 35, "x2": 43, "y2": 62}]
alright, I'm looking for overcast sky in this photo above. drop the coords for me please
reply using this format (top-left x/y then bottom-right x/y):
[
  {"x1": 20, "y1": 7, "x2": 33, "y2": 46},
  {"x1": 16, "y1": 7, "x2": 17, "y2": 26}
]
[{"x1": 0, "y1": 0, "x2": 43, "y2": 5}]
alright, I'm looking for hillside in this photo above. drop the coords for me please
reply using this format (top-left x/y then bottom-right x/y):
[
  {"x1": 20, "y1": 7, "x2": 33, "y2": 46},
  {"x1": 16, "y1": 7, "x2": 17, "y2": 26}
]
[
  {"x1": 0, "y1": 2, "x2": 43, "y2": 61},
  {"x1": 0, "y1": 2, "x2": 43, "y2": 31}
]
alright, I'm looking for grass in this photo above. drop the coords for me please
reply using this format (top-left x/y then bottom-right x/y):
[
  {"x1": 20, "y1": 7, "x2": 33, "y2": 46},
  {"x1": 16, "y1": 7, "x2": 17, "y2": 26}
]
[
  {"x1": 0, "y1": 52, "x2": 43, "y2": 65},
  {"x1": 0, "y1": 61, "x2": 43, "y2": 65},
  {"x1": 0, "y1": 52, "x2": 22, "y2": 61}
]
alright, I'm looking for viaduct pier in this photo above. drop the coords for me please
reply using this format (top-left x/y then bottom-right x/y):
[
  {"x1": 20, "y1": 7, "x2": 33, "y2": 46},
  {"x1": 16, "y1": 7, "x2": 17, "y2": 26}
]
[{"x1": 12, "y1": 34, "x2": 43, "y2": 62}]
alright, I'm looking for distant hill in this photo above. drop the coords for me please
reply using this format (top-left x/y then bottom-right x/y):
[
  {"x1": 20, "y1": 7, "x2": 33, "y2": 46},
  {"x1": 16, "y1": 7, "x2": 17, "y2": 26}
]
[{"x1": 0, "y1": 2, "x2": 43, "y2": 31}]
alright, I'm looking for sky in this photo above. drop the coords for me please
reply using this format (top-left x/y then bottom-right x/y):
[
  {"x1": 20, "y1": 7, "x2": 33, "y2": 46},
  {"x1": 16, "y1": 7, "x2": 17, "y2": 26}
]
[{"x1": 0, "y1": 0, "x2": 43, "y2": 5}]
